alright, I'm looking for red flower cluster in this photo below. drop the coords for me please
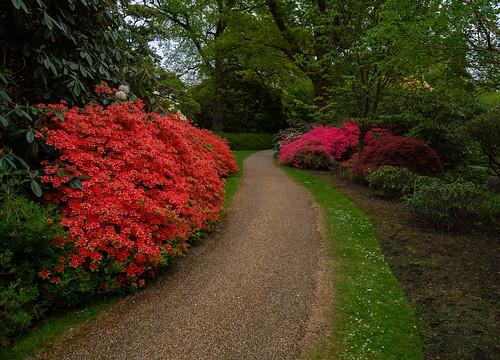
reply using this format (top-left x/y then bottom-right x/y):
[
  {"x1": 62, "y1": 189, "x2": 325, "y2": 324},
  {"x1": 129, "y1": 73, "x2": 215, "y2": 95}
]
[
  {"x1": 94, "y1": 81, "x2": 116, "y2": 95},
  {"x1": 41, "y1": 99, "x2": 236, "y2": 287}
]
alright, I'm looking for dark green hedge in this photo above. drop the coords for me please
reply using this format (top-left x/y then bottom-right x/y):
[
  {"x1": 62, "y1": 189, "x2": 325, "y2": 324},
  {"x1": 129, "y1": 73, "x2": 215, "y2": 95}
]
[{"x1": 216, "y1": 132, "x2": 273, "y2": 150}]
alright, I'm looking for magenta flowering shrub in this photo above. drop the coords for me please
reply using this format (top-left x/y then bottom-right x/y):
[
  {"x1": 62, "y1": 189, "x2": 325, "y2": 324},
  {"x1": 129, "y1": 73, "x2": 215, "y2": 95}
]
[{"x1": 278, "y1": 122, "x2": 360, "y2": 169}]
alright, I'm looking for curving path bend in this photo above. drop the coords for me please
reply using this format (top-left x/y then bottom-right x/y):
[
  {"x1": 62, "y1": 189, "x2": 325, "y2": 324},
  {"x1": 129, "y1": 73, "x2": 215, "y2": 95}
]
[{"x1": 36, "y1": 150, "x2": 325, "y2": 360}]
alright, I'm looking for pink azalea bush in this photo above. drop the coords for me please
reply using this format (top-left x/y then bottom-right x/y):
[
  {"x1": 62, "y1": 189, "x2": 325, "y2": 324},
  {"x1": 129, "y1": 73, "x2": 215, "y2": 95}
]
[
  {"x1": 279, "y1": 123, "x2": 358, "y2": 168},
  {"x1": 279, "y1": 122, "x2": 365, "y2": 169}
]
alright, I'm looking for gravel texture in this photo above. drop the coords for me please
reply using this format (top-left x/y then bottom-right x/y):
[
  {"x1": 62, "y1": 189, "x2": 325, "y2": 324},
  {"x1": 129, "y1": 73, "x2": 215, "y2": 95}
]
[{"x1": 36, "y1": 150, "x2": 323, "y2": 360}]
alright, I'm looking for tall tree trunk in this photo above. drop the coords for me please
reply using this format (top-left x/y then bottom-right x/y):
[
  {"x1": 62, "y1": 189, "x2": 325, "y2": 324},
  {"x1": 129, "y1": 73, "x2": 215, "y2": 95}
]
[
  {"x1": 311, "y1": 72, "x2": 331, "y2": 115},
  {"x1": 212, "y1": 52, "x2": 224, "y2": 131},
  {"x1": 362, "y1": 91, "x2": 370, "y2": 117},
  {"x1": 211, "y1": 4, "x2": 227, "y2": 132},
  {"x1": 358, "y1": 124, "x2": 369, "y2": 153},
  {"x1": 266, "y1": 0, "x2": 335, "y2": 118}
]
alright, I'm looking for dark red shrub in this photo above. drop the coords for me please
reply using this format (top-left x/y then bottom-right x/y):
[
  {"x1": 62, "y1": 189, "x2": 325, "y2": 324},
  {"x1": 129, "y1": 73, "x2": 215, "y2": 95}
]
[{"x1": 342, "y1": 135, "x2": 444, "y2": 176}]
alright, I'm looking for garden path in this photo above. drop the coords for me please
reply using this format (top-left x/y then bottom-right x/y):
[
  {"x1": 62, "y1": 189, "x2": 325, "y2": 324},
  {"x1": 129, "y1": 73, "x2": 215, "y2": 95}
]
[{"x1": 36, "y1": 150, "x2": 324, "y2": 360}]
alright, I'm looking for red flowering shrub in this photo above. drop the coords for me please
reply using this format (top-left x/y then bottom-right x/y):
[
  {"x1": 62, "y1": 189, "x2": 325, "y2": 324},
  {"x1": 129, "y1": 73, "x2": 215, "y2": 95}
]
[
  {"x1": 39, "y1": 98, "x2": 236, "y2": 289},
  {"x1": 342, "y1": 135, "x2": 444, "y2": 176},
  {"x1": 195, "y1": 128, "x2": 237, "y2": 176}
]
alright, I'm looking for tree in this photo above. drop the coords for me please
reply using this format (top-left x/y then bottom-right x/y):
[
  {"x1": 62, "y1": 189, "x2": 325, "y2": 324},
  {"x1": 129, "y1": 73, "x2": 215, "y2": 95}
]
[
  {"x1": 444, "y1": 0, "x2": 499, "y2": 87},
  {"x1": 120, "y1": 9, "x2": 200, "y2": 116},
  {"x1": 262, "y1": 0, "x2": 389, "y2": 115},
  {"x1": 190, "y1": 69, "x2": 286, "y2": 132},
  {"x1": 128, "y1": 0, "x2": 241, "y2": 131}
]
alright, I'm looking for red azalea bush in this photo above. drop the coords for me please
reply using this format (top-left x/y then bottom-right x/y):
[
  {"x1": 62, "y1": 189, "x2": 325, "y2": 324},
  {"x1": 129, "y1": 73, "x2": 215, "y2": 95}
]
[
  {"x1": 342, "y1": 135, "x2": 444, "y2": 176},
  {"x1": 196, "y1": 128, "x2": 238, "y2": 176},
  {"x1": 279, "y1": 122, "x2": 359, "y2": 168},
  {"x1": 39, "y1": 97, "x2": 236, "y2": 289}
]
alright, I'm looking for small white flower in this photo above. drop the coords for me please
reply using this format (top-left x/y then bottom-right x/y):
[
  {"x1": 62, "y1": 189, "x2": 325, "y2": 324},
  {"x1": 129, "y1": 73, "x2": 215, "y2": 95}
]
[
  {"x1": 152, "y1": 90, "x2": 160, "y2": 95},
  {"x1": 115, "y1": 90, "x2": 127, "y2": 100},
  {"x1": 176, "y1": 111, "x2": 187, "y2": 121},
  {"x1": 118, "y1": 85, "x2": 130, "y2": 94}
]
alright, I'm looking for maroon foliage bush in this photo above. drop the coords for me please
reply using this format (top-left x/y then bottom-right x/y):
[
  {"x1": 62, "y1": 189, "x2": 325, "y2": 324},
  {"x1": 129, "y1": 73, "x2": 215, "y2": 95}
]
[{"x1": 343, "y1": 135, "x2": 444, "y2": 176}]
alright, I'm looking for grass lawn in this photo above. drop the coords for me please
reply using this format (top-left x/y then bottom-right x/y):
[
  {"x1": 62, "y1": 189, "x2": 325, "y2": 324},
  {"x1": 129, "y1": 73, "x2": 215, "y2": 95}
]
[
  {"x1": 283, "y1": 166, "x2": 424, "y2": 360},
  {"x1": 322, "y1": 173, "x2": 499, "y2": 358},
  {"x1": 0, "y1": 150, "x2": 254, "y2": 360}
]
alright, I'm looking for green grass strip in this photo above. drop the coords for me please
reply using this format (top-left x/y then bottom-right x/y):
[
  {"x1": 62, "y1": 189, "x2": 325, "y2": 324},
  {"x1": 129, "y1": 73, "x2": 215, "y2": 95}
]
[
  {"x1": 283, "y1": 167, "x2": 423, "y2": 360},
  {"x1": 1, "y1": 150, "x2": 255, "y2": 360},
  {"x1": 222, "y1": 150, "x2": 256, "y2": 210}
]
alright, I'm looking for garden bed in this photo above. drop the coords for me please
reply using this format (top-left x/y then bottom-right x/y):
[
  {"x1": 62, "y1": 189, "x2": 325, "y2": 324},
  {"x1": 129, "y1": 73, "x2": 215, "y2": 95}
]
[{"x1": 314, "y1": 172, "x2": 499, "y2": 359}]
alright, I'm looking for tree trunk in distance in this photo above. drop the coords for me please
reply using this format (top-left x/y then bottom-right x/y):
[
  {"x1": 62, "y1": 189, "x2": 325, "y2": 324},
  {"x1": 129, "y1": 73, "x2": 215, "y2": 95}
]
[{"x1": 212, "y1": 54, "x2": 224, "y2": 132}]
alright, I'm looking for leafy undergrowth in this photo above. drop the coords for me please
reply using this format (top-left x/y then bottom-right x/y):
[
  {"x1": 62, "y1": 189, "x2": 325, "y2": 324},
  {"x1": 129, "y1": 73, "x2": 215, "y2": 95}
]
[
  {"x1": 0, "y1": 150, "x2": 253, "y2": 360},
  {"x1": 0, "y1": 299, "x2": 114, "y2": 360},
  {"x1": 283, "y1": 166, "x2": 423, "y2": 360}
]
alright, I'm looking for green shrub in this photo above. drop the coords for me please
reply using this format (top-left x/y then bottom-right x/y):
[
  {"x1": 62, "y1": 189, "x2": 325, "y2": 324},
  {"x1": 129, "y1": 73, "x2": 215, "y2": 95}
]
[
  {"x1": 292, "y1": 147, "x2": 336, "y2": 170},
  {"x1": 407, "y1": 121, "x2": 473, "y2": 169},
  {"x1": 444, "y1": 166, "x2": 500, "y2": 194},
  {"x1": 482, "y1": 193, "x2": 500, "y2": 230},
  {"x1": 216, "y1": 132, "x2": 273, "y2": 150},
  {"x1": 444, "y1": 165, "x2": 491, "y2": 185},
  {"x1": 405, "y1": 177, "x2": 485, "y2": 230},
  {"x1": 467, "y1": 108, "x2": 500, "y2": 176},
  {"x1": 366, "y1": 166, "x2": 418, "y2": 199},
  {"x1": 488, "y1": 177, "x2": 500, "y2": 193},
  {"x1": 0, "y1": 195, "x2": 66, "y2": 346}
]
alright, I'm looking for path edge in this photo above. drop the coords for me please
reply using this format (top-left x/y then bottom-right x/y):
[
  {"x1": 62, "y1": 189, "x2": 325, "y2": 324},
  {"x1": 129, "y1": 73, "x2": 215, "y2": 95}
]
[{"x1": 275, "y1": 161, "x2": 339, "y2": 359}]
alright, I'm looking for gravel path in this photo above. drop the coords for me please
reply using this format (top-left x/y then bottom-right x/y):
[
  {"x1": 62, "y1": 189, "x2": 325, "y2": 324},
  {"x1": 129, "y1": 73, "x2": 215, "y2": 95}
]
[{"x1": 37, "y1": 150, "x2": 324, "y2": 360}]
